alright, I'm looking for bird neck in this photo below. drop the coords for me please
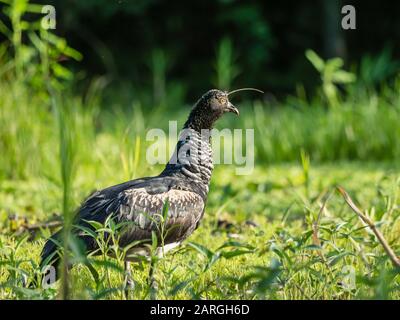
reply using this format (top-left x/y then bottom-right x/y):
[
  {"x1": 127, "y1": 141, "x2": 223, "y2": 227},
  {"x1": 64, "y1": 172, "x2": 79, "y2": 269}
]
[
  {"x1": 161, "y1": 127, "x2": 214, "y2": 189},
  {"x1": 183, "y1": 105, "x2": 216, "y2": 132}
]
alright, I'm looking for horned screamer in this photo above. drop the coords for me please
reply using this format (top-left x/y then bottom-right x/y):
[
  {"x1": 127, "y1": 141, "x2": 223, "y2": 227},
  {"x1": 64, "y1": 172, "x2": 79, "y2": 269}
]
[{"x1": 41, "y1": 88, "x2": 263, "y2": 293}]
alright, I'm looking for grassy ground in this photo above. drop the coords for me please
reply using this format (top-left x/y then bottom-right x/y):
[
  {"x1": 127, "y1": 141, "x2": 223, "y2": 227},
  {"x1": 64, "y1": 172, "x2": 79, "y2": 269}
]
[
  {"x1": 1, "y1": 80, "x2": 400, "y2": 300},
  {"x1": 1, "y1": 162, "x2": 399, "y2": 299},
  {"x1": 0, "y1": 1, "x2": 399, "y2": 299}
]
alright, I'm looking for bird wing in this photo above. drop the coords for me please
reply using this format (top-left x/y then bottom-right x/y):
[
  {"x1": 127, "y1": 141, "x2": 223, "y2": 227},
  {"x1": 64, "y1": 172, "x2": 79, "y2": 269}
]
[
  {"x1": 118, "y1": 186, "x2": 204, "y2": 246},
  {"x1": 74, "y1": 176, "x2": 204, "y2": 249}
]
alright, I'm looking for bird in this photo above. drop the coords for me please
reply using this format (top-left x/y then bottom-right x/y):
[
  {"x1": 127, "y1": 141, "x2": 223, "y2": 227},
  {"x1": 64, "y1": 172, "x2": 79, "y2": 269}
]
[{"x1": 40, "y1": 88, "x2": 263, "y2": 293}]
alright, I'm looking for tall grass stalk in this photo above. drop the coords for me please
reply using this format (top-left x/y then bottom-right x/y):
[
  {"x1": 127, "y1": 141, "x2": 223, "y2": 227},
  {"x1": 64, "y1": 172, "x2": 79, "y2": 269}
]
[{"x1": 48, "y1": 86, "x2": 76, "y2": 300}]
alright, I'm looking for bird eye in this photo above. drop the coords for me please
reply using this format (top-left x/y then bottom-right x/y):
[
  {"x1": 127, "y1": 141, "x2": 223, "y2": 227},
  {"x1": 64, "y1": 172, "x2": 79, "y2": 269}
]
[{"x1": 219, "y1": 97, "x2": 227, "y2": 104}]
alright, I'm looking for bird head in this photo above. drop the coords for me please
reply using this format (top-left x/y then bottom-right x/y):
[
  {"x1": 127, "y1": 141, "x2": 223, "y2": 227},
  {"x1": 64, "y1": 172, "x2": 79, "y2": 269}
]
[
  {"x1": 185, "y1": 88, "x2": 263, "y2": 130},
  {"x1": 200, "y1": 89, "x2": 239, "y2": 117}
]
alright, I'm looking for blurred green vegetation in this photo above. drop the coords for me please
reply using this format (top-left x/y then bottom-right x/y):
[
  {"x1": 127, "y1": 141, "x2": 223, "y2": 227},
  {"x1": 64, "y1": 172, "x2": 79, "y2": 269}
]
[
  {"x1": 2, "y1": 1, "x2": 400, "y2": 100},
  {"x1": 2, "y1": 0, "x2": 398, "y2": 96},
  {"x1": 0, "y1": 0, "x2": 399, "y2": 300}
]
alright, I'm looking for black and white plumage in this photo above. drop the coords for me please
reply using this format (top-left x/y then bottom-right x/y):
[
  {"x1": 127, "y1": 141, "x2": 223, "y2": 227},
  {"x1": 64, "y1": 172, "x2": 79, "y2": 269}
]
[{"x1": 40, "y1": 89, "x2": 240, "y2": 280}]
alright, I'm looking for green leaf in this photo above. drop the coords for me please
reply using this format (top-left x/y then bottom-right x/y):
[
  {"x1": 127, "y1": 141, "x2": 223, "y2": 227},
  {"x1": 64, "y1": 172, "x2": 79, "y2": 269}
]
[
  {"x1": 221, "y1": 249, "x2": 254, "y2": 259},
  {"x1": 151, "y1": 230, "x2": 158, "y2": 251},
  {"x1": 326, "y1": 57, "x2": 344, "y2": 71},
  {"x1": 162, "y1": 200, "x2": 169, "y2": 221},
  {"x1": 84, "y1": 220, "x2": 104, "y2": 231},
  {"x1": 305, "y1": 50, "x2": 325, "y2": 72},
  {"x1": 187, "y1": 241, "x2": 214, "y2": 260},
  {"x1": 332, "y1": 70, "x2": 356, "y2": 84},
  {"x1": 51, "y1": 63, "x2": 73, "y2": 80}
]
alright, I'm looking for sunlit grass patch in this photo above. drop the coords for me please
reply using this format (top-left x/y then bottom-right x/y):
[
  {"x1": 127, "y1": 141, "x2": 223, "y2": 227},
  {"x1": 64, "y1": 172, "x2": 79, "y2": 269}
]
[{"x1": 1, "y1": 163, "x2": 399, "y2": 299}]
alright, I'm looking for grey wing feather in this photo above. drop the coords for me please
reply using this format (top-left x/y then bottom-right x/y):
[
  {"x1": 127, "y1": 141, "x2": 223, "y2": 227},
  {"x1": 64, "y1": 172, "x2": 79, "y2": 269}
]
[
  {"x1": 74, "y1": 177, "x2": 204, "y2": 249},
  {"x1": 118, "y1": 187, "x2": 204, "y2": 246}
]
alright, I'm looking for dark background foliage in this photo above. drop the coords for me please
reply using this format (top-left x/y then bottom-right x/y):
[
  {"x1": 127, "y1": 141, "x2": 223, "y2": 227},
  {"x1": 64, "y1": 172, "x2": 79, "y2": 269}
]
[{"x1": 2, "y1": 0, "x2": 399, "y2": 98}]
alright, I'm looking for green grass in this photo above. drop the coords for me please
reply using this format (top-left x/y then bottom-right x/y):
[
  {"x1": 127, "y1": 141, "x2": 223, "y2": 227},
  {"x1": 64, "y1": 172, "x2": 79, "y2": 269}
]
[
  {"x1": 0, "y1": 162, "x2": 399, "y2": 299},
  {"x1": 0, "y1": 0, "x2": 399, "y2": 300},
  {"x1": 1, "y1": 64, "x2": 400, "y2": 300}
]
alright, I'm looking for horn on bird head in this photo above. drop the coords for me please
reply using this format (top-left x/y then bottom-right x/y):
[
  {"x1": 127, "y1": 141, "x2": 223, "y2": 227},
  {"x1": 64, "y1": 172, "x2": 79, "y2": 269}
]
[{"x1": 227, "y1": 88, "x2": 264, "y2": 96}]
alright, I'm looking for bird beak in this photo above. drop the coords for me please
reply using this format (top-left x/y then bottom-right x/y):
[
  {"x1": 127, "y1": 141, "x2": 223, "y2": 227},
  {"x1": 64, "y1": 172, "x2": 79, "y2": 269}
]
[{"x1": 225, "y1": 102, "x2": 239, "y2": 116}]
